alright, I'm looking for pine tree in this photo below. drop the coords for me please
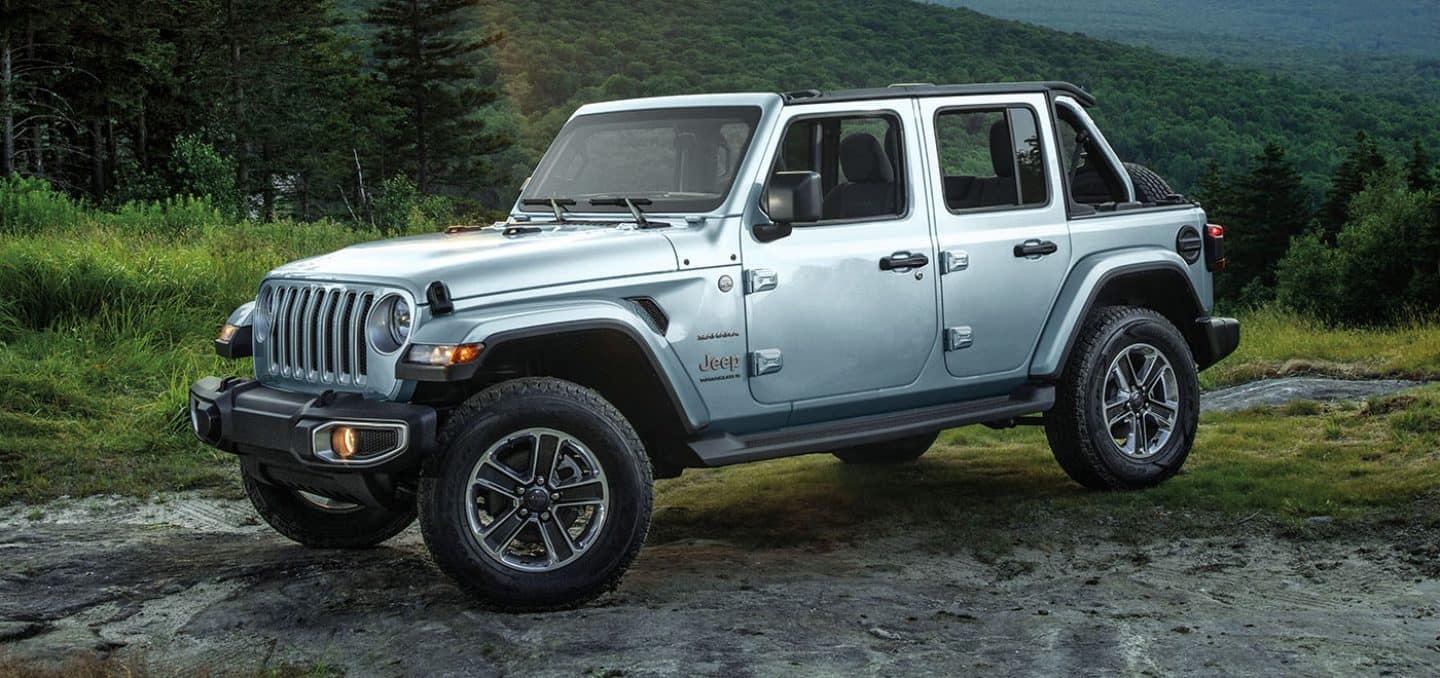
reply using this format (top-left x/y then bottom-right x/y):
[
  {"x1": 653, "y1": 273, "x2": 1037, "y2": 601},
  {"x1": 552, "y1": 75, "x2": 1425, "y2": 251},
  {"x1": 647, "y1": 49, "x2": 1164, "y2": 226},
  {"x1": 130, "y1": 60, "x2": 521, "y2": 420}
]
[
  {"x1": 1405, "y1": 138, "x2": 1435, "y2": 193},
  {"x1": 1218, "y1": 142, "x2": 1313, "y2": 302},
  {"x1": 1320, "y1": 131, "x2": 1387, "y2": 238},
  {"x1": 366, "y1": 0, "x2": 512, "y2": 195}
]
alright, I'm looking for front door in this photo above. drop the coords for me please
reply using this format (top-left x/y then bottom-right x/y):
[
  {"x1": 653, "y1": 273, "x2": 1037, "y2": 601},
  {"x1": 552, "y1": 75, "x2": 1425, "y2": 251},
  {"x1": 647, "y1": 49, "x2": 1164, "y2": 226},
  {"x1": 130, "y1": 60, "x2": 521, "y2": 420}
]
[
  {"x1": 917, "y1": 95, "x2": 1072, "y2": 382},
  {"x1": 741, "y1": 104, "x2": 939, "y2": 405}
]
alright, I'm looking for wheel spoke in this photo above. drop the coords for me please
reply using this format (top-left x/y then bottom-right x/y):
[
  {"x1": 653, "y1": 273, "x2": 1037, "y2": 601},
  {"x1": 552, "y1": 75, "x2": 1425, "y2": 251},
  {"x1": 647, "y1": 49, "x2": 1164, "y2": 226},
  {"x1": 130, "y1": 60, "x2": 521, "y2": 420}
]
[
  {"x1": 1105, "y1": 398, "x2": 1130, "y2": 427},
  {"x1": 481, "y1": 509, "x2": 529, "y2": 551},
  {"x1": 1134, "y1": 411, "x2": 1149, "y2": 454},
  {"x1": 472, "y1": 476, "x2": 518, "y2": 499},
  {"x1": 538, "y1": 517, "x2": 577, "y2": 564},
  {"x1": 1143, "y1": 362, "x2": 1169, "y2": 393},
  {"x1": 554, "y1": 479, "x2": 605, "y2": 507},
  {"x1": 1111, "y1": 357, "x2": 1135, "y2": 391},
  {"x1": 1149, "y1": 400, "x2": 1178, "y2": 427},
  {"x1": 531, "y1": 433, "x2": 561, "y2": 484},
  {"x1": 484, "y1": 458, "x2": 528, "y2": 486}
]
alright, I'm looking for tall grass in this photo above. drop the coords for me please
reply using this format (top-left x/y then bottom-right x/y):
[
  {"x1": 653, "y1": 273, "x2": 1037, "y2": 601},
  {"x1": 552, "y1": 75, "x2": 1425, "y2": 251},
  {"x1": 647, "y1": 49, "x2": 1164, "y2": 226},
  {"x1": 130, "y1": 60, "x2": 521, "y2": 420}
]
[
  {"x1": 0, "y1": 178, "x2": 408, "y2": 502},
  {"x1": 1203, "y1": 306, "x2": 1440, "y2": 387}
]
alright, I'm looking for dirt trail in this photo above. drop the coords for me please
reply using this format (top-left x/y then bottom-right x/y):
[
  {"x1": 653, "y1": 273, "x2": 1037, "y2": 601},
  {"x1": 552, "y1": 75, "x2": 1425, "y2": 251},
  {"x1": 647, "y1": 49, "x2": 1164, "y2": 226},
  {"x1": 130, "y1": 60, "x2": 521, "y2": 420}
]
[
  {"x1": 2, "y1": 378, "x2": 1437, "y2": 676},
  {"x1": 5, "y1": 498, "x2": 1439, "y2": 676}
]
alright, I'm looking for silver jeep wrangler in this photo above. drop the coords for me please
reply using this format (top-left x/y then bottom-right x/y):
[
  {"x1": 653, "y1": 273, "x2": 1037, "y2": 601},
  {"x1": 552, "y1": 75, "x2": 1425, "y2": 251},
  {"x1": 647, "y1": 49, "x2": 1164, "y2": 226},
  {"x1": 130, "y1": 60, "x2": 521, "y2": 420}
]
[{"x1": 191, "y1": 81, "x2": 1239, "y2": 609}]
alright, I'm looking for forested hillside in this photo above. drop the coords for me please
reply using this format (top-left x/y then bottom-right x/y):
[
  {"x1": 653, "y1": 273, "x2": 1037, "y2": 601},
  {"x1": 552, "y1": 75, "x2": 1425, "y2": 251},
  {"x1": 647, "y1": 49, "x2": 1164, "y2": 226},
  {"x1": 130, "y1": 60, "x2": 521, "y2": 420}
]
[
  {"x1": 475, "y1": 0, "x2": 1440, "y2": 194},
  {"x1": 931, "y1": 0, "x2": 1440, "y2": 105}
]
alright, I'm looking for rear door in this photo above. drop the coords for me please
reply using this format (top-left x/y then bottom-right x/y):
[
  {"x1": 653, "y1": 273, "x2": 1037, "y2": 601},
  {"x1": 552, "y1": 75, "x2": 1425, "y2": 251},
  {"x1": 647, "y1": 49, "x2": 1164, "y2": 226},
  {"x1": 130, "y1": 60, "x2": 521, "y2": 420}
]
[
  {"x1": 917, "y1": 94, "x2": 1071, "y2": 382},
  {"x1": 741, "y1": 102, "x2": 939, "y2": 406}
]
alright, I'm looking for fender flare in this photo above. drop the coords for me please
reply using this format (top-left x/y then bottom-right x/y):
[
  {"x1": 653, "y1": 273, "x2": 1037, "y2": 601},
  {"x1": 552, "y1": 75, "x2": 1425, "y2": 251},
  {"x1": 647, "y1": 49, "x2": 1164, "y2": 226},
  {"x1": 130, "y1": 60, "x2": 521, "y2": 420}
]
[
  {"x1": 1030, "y1": 250, "x2": 1205, "y2": 379},
  {"x1": 405, "y1": 299, "x2": 711, "y2": 433}
]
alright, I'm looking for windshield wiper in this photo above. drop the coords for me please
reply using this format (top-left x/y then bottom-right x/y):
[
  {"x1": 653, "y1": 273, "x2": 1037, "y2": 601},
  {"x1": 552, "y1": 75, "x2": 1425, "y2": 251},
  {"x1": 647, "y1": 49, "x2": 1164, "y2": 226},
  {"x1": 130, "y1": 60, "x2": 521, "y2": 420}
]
[
  {"x1": 521, "y1": 197, "x2": 576, "y2": 223},
  {"x1": 588, "y1": 196, "x2": 668, "y2": 228}
]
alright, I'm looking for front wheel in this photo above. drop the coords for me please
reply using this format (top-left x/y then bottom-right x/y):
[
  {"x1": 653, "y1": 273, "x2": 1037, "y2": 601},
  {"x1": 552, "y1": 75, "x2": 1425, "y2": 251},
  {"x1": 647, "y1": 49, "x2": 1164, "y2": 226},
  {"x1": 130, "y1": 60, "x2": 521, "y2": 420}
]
[
  {"x1": 419, "y1": 378, "x2": 653, "y2": 611},
  {"x1": 242, "y1": 469, "x2": 416, "y2": 548},
  {"x1": 1045, "y1": 306, "x2": 1200, "y2": 490}
]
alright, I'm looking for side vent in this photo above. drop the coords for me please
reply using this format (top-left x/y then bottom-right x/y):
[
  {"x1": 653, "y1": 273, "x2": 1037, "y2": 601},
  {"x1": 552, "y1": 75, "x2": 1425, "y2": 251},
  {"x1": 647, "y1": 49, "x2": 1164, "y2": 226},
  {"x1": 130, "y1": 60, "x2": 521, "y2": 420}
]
[
  {"x1": 1175, "y1": 226, "x2": 1203, "y2": 264},
  {"x1": 626, "y1": 297, "x2": 669, "y2": 334}
]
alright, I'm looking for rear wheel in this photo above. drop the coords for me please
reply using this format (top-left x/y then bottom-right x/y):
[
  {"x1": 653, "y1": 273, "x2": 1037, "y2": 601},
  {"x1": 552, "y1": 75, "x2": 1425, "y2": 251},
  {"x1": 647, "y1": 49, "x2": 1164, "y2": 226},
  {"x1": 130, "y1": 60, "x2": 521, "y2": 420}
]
[
  {"x1": 419, "y1": 378, "x2": 652, "y2": 611},
  {"x1": 1045, "y1": 306, "x2": 1199, "y2": 490},
  {"x1": 832, "y1": 432, "x2": 938, "y2": 465},
  {"x1": 242, "y1": 469, "x2": 416, "y2": 548}
]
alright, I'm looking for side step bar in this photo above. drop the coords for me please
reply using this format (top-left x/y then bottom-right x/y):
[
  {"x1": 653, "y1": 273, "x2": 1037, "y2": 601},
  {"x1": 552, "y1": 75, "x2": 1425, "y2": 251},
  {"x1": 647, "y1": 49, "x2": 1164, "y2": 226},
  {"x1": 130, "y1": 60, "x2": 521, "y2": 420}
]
[{"x1": 688, "y1": 384, "x2": 1055, "y2": 467}]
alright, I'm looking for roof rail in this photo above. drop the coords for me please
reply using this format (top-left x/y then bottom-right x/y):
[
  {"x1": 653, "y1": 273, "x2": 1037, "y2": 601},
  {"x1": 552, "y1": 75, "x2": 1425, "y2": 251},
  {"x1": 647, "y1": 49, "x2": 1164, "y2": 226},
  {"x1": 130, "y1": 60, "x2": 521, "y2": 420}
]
[{"x1": 781, "y1": 81, "x2": 1097, "y2": 108}]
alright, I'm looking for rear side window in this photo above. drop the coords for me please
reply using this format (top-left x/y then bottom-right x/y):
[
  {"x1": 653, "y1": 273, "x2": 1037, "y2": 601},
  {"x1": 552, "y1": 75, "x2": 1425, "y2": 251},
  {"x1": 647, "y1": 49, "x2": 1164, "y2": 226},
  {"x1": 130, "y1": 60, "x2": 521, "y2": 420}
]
[{"x1": 933, "y1": 107, "x2": 1047, "y2": 211}]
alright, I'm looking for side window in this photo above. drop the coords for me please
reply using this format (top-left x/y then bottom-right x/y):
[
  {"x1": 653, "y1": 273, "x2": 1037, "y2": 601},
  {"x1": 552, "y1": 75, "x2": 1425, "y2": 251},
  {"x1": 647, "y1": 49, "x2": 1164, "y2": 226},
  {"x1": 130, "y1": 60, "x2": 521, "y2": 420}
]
[
  {"x1": 933, "y1": 107, "x2": 1047, "y2": 211},
  {"x1": 769, "y1": 114, "x2": 905, "y2": 222}
]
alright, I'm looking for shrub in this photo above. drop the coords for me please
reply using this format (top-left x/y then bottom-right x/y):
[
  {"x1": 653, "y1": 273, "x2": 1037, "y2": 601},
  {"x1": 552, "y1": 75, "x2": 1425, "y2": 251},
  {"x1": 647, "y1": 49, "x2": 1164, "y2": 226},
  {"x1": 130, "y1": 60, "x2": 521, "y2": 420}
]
[
  {"x1": 369, "y1": 175, "x2": 454, "y2": 235},
  {"x1": 168, "y1": 134, "x2": 239, "y2": 213},
  {"x1": 1276, "y1": 169, "x2": 1439, "y2": 325},
  {"x1": 0, "y1": 174, "x2": 87, "y2": 235}
]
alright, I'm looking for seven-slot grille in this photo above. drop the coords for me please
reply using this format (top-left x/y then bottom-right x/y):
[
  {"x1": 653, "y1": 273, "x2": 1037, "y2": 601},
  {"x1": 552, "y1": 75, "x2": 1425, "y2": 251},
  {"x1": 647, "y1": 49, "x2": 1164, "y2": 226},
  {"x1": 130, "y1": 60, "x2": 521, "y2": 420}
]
[{"x1": 262, "y1": 283, "x2": 375, "y2": 386}]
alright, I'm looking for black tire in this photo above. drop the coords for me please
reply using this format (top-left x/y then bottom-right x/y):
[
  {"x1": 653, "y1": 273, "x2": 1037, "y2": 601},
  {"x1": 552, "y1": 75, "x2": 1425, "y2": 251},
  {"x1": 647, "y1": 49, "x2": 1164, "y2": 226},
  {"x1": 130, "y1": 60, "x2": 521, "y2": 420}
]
[
  {"x1": 418, "y1": 377, "x2": 652, "y2": 611},
  {"x1": 242, "y1": 469, "x2": 416, "y2": 549},
  {"x1": 1044, "y1": 306, "x2": 1200, "y2": 490},
  {"x1": 832, "y1": 432, "x2": 938, "y2": 465},
  {"x1": 1124, "y1": 162, "x2": 1177, "y2": 204}
]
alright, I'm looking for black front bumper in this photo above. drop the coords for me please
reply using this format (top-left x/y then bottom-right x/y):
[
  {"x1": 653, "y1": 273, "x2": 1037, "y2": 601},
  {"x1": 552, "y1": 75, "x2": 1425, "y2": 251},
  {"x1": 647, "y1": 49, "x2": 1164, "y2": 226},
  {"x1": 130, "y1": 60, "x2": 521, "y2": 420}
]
[
  {"x1": 189, "y1": 376, "x2": 438, "y2": 507},
  {"x1": 1194, "y1": 316, "x2": 1241, "y2": 370}
]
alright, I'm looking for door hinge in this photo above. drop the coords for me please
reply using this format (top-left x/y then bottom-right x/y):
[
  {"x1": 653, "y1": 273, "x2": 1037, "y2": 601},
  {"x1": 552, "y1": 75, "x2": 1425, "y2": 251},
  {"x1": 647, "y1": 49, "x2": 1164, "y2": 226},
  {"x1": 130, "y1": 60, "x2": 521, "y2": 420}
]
[
  {"x1": 745, "y1": 269, "x2": 778, "y2": 294},
  {"x1": 941, "y1": 250, "x2": 969, "y2": 274},
  {"x1": 750, "y1": 349, "x2": 783, "y2": 376},
  {"x1": 945, "y1": 326, "x2": 973, "y2": 351}
]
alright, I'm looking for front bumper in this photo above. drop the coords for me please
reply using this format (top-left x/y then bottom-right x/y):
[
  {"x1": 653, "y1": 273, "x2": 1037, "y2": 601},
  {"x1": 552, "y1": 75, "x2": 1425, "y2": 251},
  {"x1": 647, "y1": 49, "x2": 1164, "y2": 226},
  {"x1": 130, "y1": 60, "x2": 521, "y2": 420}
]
[
  {"x1": 188, "y1": 376, "x2": 438, "y2": 506},
  {"x1": 1194, "y1": 316, "x2": 1240, "y2": 370}
]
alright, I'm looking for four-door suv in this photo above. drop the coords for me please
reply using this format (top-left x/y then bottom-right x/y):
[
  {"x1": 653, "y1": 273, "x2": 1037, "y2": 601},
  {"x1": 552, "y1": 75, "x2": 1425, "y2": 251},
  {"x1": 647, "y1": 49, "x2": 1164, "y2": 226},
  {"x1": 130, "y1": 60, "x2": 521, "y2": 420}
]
[{"x1": 191, "y1": 81, "x2": 1238, "y2": 610}]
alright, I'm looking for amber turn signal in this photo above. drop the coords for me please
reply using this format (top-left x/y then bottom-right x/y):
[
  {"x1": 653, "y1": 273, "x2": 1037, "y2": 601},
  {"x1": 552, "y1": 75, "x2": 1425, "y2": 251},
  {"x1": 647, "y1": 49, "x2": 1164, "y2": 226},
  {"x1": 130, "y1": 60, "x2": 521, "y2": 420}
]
[
  {"x1": 404, "y1": 343, "x2": 484, "y2": 366},
  {"x1": 217, "y1": 323, "x2": 239, "y2": 343}
]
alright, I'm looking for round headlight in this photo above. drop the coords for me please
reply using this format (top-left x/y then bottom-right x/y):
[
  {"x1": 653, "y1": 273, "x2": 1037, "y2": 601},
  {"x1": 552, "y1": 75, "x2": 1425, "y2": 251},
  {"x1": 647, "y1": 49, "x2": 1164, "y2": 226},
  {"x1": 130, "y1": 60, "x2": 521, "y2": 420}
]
[{"x1": 390, "y1": 299, "x2": 412, "y2": 343}]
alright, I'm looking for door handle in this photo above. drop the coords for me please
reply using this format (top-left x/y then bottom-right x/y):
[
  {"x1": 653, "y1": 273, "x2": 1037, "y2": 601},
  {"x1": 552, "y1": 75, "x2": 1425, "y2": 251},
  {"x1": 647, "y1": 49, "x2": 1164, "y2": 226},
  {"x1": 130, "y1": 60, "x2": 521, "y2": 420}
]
[
  {"x1": 1013, "y1": 239, "x2": 1058, "y2": 258},
  {"x1": 879, "y1": 251, "x2": 929, "y2": 271}
]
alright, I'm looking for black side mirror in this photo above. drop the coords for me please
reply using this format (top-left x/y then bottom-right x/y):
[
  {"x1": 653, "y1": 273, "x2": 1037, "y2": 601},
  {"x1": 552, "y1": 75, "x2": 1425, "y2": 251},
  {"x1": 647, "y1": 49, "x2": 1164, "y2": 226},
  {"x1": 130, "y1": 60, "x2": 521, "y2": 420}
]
[{"x1": 756, "y1": 171, "x2": 822, "y2": 242}]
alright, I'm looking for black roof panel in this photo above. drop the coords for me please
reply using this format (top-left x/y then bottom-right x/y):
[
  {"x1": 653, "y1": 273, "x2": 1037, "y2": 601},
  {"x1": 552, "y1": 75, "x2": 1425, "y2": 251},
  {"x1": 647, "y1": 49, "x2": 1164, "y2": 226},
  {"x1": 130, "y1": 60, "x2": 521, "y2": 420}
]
[{"x1": 781, "y1": 81, "x2": 1095, "y2": 107}]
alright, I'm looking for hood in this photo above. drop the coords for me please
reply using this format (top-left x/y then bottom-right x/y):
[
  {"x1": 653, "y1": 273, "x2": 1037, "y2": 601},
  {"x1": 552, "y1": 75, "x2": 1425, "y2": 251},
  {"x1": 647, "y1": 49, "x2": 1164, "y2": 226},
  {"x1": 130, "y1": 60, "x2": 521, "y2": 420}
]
[{"x1": 266, "y1": 225, "x2": 679, "y2": 302}]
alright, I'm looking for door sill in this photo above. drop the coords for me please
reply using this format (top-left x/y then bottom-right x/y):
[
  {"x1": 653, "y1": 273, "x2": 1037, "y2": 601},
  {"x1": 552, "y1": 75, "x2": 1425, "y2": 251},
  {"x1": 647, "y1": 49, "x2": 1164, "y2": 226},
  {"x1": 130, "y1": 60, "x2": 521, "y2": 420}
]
[{"x1": 688, "y1": 384, "x2": 1054, "y2": 467}]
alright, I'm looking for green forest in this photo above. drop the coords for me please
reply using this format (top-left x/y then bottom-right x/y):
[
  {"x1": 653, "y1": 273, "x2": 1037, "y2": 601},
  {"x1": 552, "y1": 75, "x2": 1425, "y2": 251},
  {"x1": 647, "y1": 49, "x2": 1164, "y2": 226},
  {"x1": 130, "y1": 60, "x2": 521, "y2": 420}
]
[
  {"x1": 932, "y1": 0, "x2": 1440, "y2": 107},
  {"x1": 2, "y1": 0, "x2": 1439, "y2": 319}
]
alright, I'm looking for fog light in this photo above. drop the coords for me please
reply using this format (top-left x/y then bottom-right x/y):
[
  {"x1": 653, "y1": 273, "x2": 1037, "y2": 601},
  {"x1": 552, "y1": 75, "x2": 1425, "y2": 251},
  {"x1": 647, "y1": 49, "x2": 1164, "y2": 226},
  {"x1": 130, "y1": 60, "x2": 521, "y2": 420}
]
[{"x1": 331, "y1": 426, "x2": 359, "y2": 459}]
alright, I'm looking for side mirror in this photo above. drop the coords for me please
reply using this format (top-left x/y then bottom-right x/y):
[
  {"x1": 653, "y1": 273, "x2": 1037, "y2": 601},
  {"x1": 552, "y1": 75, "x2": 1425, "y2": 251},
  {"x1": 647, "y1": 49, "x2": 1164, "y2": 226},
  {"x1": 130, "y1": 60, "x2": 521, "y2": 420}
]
[{"x1": 756, "y1": 171, "x2": 822, "y2": 242}]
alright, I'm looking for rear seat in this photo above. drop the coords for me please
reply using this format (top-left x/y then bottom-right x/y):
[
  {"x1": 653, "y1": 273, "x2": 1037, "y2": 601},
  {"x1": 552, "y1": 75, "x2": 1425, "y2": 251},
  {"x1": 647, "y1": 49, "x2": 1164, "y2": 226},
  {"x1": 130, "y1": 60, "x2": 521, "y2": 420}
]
[{"x1": 942, "y1": 121, "x2": 1019, "y2": 210}]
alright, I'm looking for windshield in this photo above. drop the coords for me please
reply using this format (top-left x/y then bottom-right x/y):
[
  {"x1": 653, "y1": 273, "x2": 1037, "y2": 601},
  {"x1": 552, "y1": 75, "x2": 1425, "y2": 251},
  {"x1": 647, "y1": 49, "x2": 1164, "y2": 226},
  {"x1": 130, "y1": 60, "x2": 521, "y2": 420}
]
[{"x1": 521, "y1": 106, "x2": 762, "y2": 214}]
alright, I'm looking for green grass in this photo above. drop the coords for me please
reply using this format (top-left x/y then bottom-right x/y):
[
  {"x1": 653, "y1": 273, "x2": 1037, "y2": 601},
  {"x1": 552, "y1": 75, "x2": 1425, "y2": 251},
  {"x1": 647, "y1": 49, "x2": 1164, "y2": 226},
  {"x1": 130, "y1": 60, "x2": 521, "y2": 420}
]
[
  {"x1": 1, "y1": 180, "x2": 1438, "y2": 523},
  {"x1": 1202, "y1": 306, "x2": 1440, "y2": 388},
  {"x1": 651, "y1": 386, "x2": 1440, "y2": 545}
]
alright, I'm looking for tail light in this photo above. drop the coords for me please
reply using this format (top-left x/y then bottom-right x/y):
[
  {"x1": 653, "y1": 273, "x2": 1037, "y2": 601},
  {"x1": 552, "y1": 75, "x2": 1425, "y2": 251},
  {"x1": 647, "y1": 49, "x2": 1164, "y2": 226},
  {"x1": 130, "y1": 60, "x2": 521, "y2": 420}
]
[{"x1": 1204, "y1": 223, "x2": 1226, "y2": 271}]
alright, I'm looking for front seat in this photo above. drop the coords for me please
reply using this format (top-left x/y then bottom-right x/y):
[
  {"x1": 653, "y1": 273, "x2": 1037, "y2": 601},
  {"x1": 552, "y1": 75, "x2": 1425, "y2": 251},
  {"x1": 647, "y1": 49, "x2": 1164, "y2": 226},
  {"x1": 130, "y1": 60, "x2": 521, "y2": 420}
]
[{"x1": 823, "y1": 133, "x2": 896, "y2": 220}]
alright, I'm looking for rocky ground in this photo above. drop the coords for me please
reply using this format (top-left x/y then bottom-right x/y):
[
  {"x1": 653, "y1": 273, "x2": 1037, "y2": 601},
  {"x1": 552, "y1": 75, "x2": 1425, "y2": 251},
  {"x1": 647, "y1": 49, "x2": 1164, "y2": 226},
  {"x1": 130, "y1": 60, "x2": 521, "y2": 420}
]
[{"x1": 2, "y1": 378, "x2": 1437, "y2": 677}]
